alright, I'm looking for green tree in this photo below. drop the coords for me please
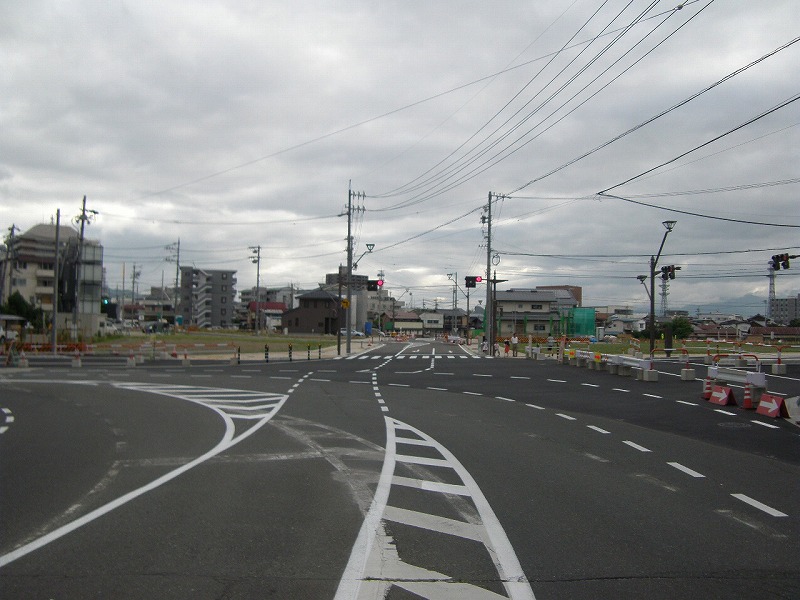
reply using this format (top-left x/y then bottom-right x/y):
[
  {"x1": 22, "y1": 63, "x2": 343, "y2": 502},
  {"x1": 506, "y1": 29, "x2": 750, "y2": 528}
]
[{"x1": 671, "y1": 316, "x2": 693, "y2": 339}]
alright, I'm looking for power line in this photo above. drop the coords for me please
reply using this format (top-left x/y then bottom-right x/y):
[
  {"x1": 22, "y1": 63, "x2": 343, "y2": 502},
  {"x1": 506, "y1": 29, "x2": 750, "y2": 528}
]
[{"x1": 506, "y1": 33, "x2": 800, "y2": 195}]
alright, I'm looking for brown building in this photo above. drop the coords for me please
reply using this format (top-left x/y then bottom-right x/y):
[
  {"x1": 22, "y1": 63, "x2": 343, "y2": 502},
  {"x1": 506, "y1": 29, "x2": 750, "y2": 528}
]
[{"x1": 281, "y1": 289, "x2": 341, "y2": 334}]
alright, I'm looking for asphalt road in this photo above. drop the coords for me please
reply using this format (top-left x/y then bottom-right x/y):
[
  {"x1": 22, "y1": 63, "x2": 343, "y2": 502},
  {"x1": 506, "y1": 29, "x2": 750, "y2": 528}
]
[{"x1": 1, "y1": 340, "x2": 798, "y2": 599}]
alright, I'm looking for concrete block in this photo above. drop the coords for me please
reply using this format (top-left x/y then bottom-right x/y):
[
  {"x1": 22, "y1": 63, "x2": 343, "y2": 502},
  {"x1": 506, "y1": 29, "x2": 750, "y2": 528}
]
[
  {"x1": 772, "y1": 363, "x2": 788, "y2": 375},
  {"x1": 642, "y1": 369, "x2": 659, "y2": 382},
  {"x1": 632, "y1": 367, "x2": 643, "y2": 380},
  {"x1": 680, "y1": 368, "x2": 696, "y2": 381}
]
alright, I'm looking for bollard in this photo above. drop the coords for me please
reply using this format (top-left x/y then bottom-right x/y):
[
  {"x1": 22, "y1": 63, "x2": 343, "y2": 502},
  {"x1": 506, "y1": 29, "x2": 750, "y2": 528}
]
[
  {"x1": 237, "y1": 346, "x2": 241, "y2": 365},
  {"x1": 319, "y1": 344, "x2": 322, "y2": 359},
  {"x1": 307, "y1": 344, "x2": 311, "y2": 360},
  {"x1": 289, "y1": 343, "x2": 293, "y2": 362},
  {"x1": 265, "y1": 344, "x2": 269, "y2": 363}
]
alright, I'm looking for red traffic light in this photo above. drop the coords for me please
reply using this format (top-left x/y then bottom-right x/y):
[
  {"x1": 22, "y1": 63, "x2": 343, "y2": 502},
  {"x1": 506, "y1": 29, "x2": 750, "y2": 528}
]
[
  {"x1": 475, "y1": 276, "x2": 483, "y2": 283},
  {"x1": 377, "y1": 279, "x2": 384, "y2": 287}
]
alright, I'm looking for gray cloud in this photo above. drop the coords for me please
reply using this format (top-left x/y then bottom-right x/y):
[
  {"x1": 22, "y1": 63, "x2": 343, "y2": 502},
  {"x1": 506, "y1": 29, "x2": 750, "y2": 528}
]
[{"x1": 3, "y1": 0, "x2": 798, "y2": 313}]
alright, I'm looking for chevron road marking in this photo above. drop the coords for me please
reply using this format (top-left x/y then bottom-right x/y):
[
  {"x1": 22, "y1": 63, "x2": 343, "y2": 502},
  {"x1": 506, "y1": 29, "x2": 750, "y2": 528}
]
[{"x1": 335, "y1": 416, "x2": 535, "y2": 600}]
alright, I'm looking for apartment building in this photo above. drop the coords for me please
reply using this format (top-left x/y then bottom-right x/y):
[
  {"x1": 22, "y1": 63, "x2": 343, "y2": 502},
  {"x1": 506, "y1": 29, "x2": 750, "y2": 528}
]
[
  {"x1": 179, "y1": 267, "x2": 237, "y2": 328},
  {"x1": 1, "y1": 223, "x2": 104, "y2": 337}
]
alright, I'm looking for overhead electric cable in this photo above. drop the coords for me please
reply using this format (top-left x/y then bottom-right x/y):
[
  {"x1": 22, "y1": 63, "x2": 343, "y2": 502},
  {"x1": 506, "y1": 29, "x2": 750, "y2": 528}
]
[
  {"x1": 598, "y1": 92, "x2": 800, "y2": 195},
  {"x1": 506, "y1": 33, "x2": 800, "y2": 195}
]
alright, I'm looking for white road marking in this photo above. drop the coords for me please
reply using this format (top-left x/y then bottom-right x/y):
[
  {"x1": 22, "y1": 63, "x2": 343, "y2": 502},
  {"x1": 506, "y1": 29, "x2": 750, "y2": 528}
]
[
  {"x1": 547, "y1": 379, "x2": 566, "y2": 383},
  {"x1": 714, "y1": 409, "x2": 737, "y2": 416},
  {"x1": 612, "y1": 388, "x2": 630, "y2": 393},
  {"x1": 731, "y1": 494, "x2": 788, "y2": 517},
  {"x1": 587, "y1": 425, "x2": 610, "y2": 434},
  {"x1": 668, "y1": 462, "x2": 705, "y2": 478},
  {"x1": 427, "y1": 387, "x2": 447, "y2": 391},
  {"x1": 526, "y1": 403, "x2": 545, "y2": 410},
  {"x1": 643, "y1": 393, "x2": 662, "y2": 399},
  {"x1": 623, "y1": 440, "x2": 652, "y2": 453},
  {"x1": 0, "y1": 382, "x2": 289, "y2": 568},
  {"x1": 581, "y1": 383, "x2": 599, "y2": 388},
  {"x1": 751, "y1": 420, "x2": 780, "y2": 429},
  {"x1": 335, "y1": 417, "x2": 536, "y2": 599},
  {"x1": 556, "y1": 413, "x2": 576, "y2": 421},
  {"x1": 676, "y1": 400, "x2": 698, "y2": 406},
  {"x1": 496, "y1": 396, "x2": 515, "y2": 402}
]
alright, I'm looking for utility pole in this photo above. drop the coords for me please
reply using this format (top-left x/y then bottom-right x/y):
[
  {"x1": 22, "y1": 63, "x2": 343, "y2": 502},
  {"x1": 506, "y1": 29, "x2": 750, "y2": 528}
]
[
  {"x1": 342, "y1": 183, "x2": 365, "y2": 354},
  {"x1": 484, "y1": 193, "x2": 492, "y2": 345},
  {"x1": 166, "y1": 239, "x2": 181, "y2": 320},
  {"x1": 131, "y1": 263, "x2": 141, "y2": 325},
  {"x1": 72, "y1": 196, "x2": 97, "y2": 335},
  {"x1": 249, "y1": 245, "x2": 262, "y2": 334},
  {"x1": 52, "y1": 210, "x2": 60, "y2": 353},
  {"x1": 1, "y1": 224, "x2": 20, "y2": 302}
]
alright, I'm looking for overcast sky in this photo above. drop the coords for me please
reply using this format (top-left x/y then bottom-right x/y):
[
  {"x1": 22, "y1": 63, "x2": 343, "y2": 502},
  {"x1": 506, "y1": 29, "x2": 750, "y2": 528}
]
[{"x1": 3, "y1": 0, "x2": 798, "y2": 315}]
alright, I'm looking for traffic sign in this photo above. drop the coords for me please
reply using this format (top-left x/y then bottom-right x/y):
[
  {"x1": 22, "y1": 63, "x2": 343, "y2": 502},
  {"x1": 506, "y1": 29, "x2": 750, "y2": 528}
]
[{"x1": 756, "y1": 394, "x2": 788, "y2": 418}]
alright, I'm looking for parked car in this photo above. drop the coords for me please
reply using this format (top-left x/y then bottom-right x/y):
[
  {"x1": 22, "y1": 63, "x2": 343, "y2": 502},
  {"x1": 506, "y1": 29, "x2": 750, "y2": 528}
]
[{"x1": 339, "y1": 329, "x2": 365, "y2": 337}]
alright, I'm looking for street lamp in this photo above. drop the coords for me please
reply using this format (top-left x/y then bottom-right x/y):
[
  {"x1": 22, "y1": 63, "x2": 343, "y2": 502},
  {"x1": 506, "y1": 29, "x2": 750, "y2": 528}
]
[{"x1": 649, "y1": 221, "x2": 676, "y2": 355}]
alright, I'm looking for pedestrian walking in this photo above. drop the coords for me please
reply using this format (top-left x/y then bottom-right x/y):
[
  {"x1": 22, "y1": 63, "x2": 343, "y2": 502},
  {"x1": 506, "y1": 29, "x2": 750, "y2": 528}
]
[
  {"x1": 511, "y1": 334, "x2": 519, "y2": 357},
  {"x1": 504, "y1": 339, "x2": 510, "y2": 357}
]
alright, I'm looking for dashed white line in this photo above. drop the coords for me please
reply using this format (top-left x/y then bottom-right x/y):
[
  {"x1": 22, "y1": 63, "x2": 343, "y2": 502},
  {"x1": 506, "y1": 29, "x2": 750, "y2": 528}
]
[
  {"x1": 668, "y1": 462, "x2": 705, "y2": 478},
  {"x1": 587, "y1": 425, "x2": 610, "y2": 434},
  {"x1": 526, "y1": 403, "x2": 545, "y2": 410},
  {"x1": 427, "y1": 387, "x2": 447, "y2": 391},
  {"x1": 643, "y1": 393, "x2": 662, "y2": 399},
  {"x1": 510, "y1": 376, "x2": 530, "y2": 380},
  {"x1": 613, "y1": 388, "x2": 630, "y2": 393},
  {"x1": 714, "y1": 409, "x2": 737, "y2": 416},
  {"x1": 463, "y1": 391, "x2": 483, "y2": 396},
  {"x1": 751, "y1": 420, "x2": 780, "y2": 429},
  {"x1": 623, "y1": 440, "x2": 652, "y2": 453},
  {"x1": 676, "y1": 400, "x2": 698, "y2": 406},
  {"x1": 556, "y1": 413, "x2": 576, "y2": 421},
  {"x1": 496, "y1": 396, "x2": 515, "y2": 402},
  {"x1": 581, "y1": 383, "x2": 599, "y2": 388},
  {"x1": 547, "y1": 379, "x2": 566, "y2": 383},
  {"x1": 731, "y1": 494, "x2": 787, "y2": 517}
]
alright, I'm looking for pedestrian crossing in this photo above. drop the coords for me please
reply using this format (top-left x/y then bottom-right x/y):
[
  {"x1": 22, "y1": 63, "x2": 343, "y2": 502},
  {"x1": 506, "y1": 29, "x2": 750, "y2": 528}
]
[{"x1": 346, "y1": 354, "x2": 481, "y2": 360}]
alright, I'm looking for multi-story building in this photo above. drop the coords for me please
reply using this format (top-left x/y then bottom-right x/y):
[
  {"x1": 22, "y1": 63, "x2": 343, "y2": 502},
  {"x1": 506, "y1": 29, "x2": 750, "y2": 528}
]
[
  {"x1": 281, "y1": 289, "x2": 342, "y2": 334},
  {"x1": 493, "y1": 288, "x2": 571, "y2": 337},
  {"x1": 179, "y1": 267, "x2": 236, "y2": 328},
  {"x1": 770, "y1": 294, "x2": 799, "y2": 325},
  {"x1": 1, "y1": 223, "x2": 104, "y2": 337}
]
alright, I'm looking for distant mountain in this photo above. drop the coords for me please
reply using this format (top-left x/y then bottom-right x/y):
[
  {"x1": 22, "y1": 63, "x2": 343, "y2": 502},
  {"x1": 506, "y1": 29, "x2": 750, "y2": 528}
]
[{"x1": 675, "y1": 294, "x2": 768, "y2": 319}]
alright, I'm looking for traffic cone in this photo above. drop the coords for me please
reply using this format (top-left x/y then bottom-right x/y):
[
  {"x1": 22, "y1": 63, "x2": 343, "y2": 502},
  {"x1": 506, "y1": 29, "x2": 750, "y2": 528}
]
[
  {"x1": 741, "y1": 384, "x2": 754, "y2": 409},
  {"x1": 701, "y1": 377, "x2": 712, "y2": 400}
]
